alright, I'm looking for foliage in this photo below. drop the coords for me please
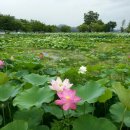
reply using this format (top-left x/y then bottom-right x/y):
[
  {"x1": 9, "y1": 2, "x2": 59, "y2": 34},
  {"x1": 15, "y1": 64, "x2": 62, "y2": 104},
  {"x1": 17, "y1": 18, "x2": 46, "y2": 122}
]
[
  {"x1": 126, "y1": 22, "x2": 130, "y2": 33},
  {"x1": 0, "y1": 14, "x2": 57, "y2": 32},
  {"x1": 60, "y1": 25, "x2": 71, "y2": 32},
  {"x1": 112, "y1": 82, "x2": 130, "y2": 109},
  {"x1": 110, "y1": 102, "x2": 130, "y2": 127},
  {"x1": 0, "y1": 33, "x2": 130, "y2": 129},
  {"x1": 0, "y1": 11, "x2": 118, "y2": 33},
  {"x1": 105, "y1": 21, "x2": 117, "y2": 32},
  {"x1": 77, "y1": 24, "x2": 89, "y2": 32},
  {"x1": 73, "y1": 114, "x2": 117, "y2": 130},
  {"x1": 13, "y1": 86, "x2": 55, "y2": 109},
  {"x1": 75, "y1": 81, "x2": 105, "y2": 103},
  {"x1": 84, "y1": 11, "x2": 99, "y2": 25},
  {"x1": 14, "y1": 108, "x2": 44, "y2": 128},
  {"x1": 0, "y1": 120, "x2": 28, "y2": 130},
  {"x1": 78, "y1": 11, "x2": 117, "y2": 32}
]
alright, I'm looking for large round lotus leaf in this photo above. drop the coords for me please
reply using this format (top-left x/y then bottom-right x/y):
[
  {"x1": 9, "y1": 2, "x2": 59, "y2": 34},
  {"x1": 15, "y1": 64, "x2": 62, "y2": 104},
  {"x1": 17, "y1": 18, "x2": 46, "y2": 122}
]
[
  {"x1": 44, "y1": 68, "x2": 58, "y2": 76},
  {"x1": 43, "y1": 104, "x2": 63, "y2": 119},
  {"x1": 69, "y1": 102, "x2": 94, "y2": 117},
  {"x1": 98, "y1": 88, "x2": 112, "y2": 103},
  {"x1": 15, "y1": 70, "x2": 29, "y2": 78},
  {"x1": 0, "y1": 72, "x2": 8, "y2": 85},
  {"x1": 15, "y1": 61, "x2": 42, "y2": 70},
  {"x1": 112, "y1": 82, "x2": 130, "y2": 109},
  {"x1": 43, "y1": 102, "x2": 94, "y2": 119},
  {"x1": 96, "y1": 78, "x2": 109, "y2": 85},
  {"x1": 73, "y1": 114, "x2": 117, "y2": 130},
  {"x1": 0, "y1": 120, "x2": 28, "y2": 130},
  {"x1": 110, "y1": 102, "x2": 130, "y2": 127},
  {"x1": 0, "y1": 83, "x2": 20, "y2": 102},
  {"x1": 13, "y1": 86, "x2": 54, "y2": 109},
  {"x1": 75, "y1": 81, "x2": 105, "y2": 103},
  {"x1": 33, "y1": 125, "x2": 49, "y2": 130},
  {"x1": 24, "y1": 73, "x2": 49, "y2": 86},
  {"x1": 14, "y1": 108, "x2": 44, "y2": 128}
]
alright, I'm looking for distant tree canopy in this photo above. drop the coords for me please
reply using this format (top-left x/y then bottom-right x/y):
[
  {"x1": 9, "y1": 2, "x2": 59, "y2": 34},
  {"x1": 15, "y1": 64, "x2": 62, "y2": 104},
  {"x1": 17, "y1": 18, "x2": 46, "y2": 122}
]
[
  {"x1": 0, "y1": 11, "x2": 126, "y2": 33},
  {"x1": 119, "y1": 20, "x2": 130, "y2": 33},
  {"x1": 84, "y1": 11, "x2": 99, "y2": 25},
  {"x1": 105, "y1": 21, "x2": 117, "y2": 32},
  {"x1": 60, "y1": 25, "x2": 71, "y2": 32},
  {"x1": 78, "y1": 11, "x2": 117, "y2": 32},
  {"x1": 0, "y1": 14, "x2": 57, "y2": 32},
  {"x1": 126, "y1": 22, "x2": 130, "y2": 33},
  {"x1": 120, "y1": 19, "x2": 126, "y2": 32}
]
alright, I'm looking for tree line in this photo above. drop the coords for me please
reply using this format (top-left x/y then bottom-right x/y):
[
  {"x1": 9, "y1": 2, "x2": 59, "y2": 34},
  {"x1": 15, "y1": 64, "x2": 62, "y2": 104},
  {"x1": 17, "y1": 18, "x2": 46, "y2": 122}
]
[
  {"x1": 0, "y1": 14, "x2": 57, "y2": 32},
  {"x1": 0, "y1": 11, "x2": 130, "y2": 33},
  {"x1": 78, "y1": 11, "x2": 117, "y2": 32}
]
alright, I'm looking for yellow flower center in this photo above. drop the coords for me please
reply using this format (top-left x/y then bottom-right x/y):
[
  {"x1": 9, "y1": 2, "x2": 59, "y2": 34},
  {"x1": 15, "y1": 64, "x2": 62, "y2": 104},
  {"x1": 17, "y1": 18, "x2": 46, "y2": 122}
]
[
  {"x1": 59, "y1": 83, "x2": 63, "y2": 87},
  {"x1": 66, "y1": 96, "x2": 70, "y2": 100}
]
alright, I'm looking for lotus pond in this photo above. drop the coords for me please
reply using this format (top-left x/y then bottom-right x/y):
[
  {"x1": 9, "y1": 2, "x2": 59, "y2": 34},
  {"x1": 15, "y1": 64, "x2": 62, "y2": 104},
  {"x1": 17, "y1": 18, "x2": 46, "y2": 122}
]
[{"x1": 0, "y1": 33, "x2": 130, "y2": 130}]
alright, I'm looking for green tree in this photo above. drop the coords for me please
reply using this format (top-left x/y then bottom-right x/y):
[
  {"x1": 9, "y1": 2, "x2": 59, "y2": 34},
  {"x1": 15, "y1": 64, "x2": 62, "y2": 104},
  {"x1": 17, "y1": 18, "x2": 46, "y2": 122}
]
[
  {"x1": 121, "y1": 19, "x2": 126, "y2": 32},
  {"x1": 45, "y1": 25, "x2": 57, "y2": 32},
  {"x1": 77, "y1": 24, "x2": 88, "y2": 32},
  {"x1": 91, "y1": 20, "x2": 105, "y2": 32},
  {"x1": 0, "y1": 13, "x2": 58, "y2": 33},
  {"x1": 60, "y1": 25, "x2": 71, "y2": 32},
  {"x1": 30, "y1": 20, "x2": 46, "y2": 32},
  {"x1": 126, "y1": 22, "x2": 130, "y2": 33},
  {"x1": 0, "y1": 14, "x2": 16, "y2": 31},
  {"x1": 105, "y1": 21, "x2": 117, "y2": 32},
  {"x1": 20, "y1": 19, "x2": 32, "y2": 32},
  {"x1": 84, "y1": 11, "x2": 99, "y2": 25},
  {"x1": 13, "y1": 19, "x2": 23, "y2": 32}
]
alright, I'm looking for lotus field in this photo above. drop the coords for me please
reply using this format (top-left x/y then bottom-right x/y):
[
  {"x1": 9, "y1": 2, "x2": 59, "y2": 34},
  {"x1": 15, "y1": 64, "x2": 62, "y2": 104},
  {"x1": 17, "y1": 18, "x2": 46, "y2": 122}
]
[{"x1": 1, "y1": 33, "x2": 130, "y2": 130}]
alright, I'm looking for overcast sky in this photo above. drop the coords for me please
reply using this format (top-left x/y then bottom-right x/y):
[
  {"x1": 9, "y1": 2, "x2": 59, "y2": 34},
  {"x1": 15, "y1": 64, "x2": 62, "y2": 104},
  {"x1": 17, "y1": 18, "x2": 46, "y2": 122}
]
[{"x1": 0, "y1": 0, "x2": 130, "y2": 28}]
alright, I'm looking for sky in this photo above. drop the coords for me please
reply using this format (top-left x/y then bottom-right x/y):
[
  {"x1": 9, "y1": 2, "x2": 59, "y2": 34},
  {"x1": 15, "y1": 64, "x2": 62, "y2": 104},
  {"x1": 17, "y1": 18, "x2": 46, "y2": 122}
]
[{"x1": 0, "y1": 0, "x2": 130, "y2": 29}]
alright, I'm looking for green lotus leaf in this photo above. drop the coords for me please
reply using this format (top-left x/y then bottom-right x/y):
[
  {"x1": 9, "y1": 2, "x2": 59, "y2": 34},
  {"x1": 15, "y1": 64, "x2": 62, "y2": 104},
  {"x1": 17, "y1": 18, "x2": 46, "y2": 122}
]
[
  {"x1": 24, "y1": 73, "x2": 49, "y2": 86},
  {"x1": 43, "y1": 104, "x2": 63, "y2": 119},
  {"x1": 96, "y1": 78, "x2": 109, "y2": 85},
  {"x1": 13, "y1": 86, "x2": 54, "y2": 109},
  {"x1": 75, "y1": 81, "x2": 105, "y2": 103},
  {"x1": 98, "y1": 88, "x2": 112, "y2": 103},
  {"x1": 0, "y1": 83, "x2": 20, "y2": 102},
  {"x1": 0, "y1": 72, "x2": 8, "y2": 85},
  {"x1": 112, "y1": 82, "x2": 130, "y2": 109},
  {"x1": 110, "y1": 102, "x2": 130, "y2": 127},
  {"x1": 44, "y1": 68, "x2": 57, "y2": 76},
  {"x1": 0, "y1": 120, "x2": 28, "y2": 130},
  {"x1": 73, "y1": 114, "x2": 117, "y2": 130},
  {"x1": 14, "y1": 108, "x2": 44, "y2": 128},
  {"x1": 33, "y1": 125, "x2": 49, "y2": 130},
  {"x1": 69, "y1": 102, "x2": 94, "y2": 117}
]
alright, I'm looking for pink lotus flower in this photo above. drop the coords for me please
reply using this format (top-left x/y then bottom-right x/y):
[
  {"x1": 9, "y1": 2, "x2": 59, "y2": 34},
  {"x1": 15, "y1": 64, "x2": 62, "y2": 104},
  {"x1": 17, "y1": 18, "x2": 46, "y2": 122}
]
[
  {"x1": 0, "y1": 60, "x2": 4, "y2": 69},
  {"x1": 39, "y1": 53, "x2": 44, "y2": 59},
  {"x1": 55, "y1": 89, "x2": 81, "y2": 111},
  {"x1": 50, "y1": 77, "x2": 73, "y2": 92}
]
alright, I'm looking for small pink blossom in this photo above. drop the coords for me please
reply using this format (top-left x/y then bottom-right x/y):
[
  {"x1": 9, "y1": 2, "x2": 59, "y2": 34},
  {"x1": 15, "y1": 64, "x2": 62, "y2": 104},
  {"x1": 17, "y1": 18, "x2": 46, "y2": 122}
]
[
  {"x1": 0, "y1": 60, "x2": 4, "y2": 69},
  {"x1": 128, "y1": 55, "x2": 130, "y2": 59},
  {"x1": 55, "y1": 89, "x2": 81, "y2": 111},
  {"x1": 39, "y1": 53, "x2": 44, "y2": 59},
  {"x1": 50, "y1": 77, "x2": 73, "y2": 92}
]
